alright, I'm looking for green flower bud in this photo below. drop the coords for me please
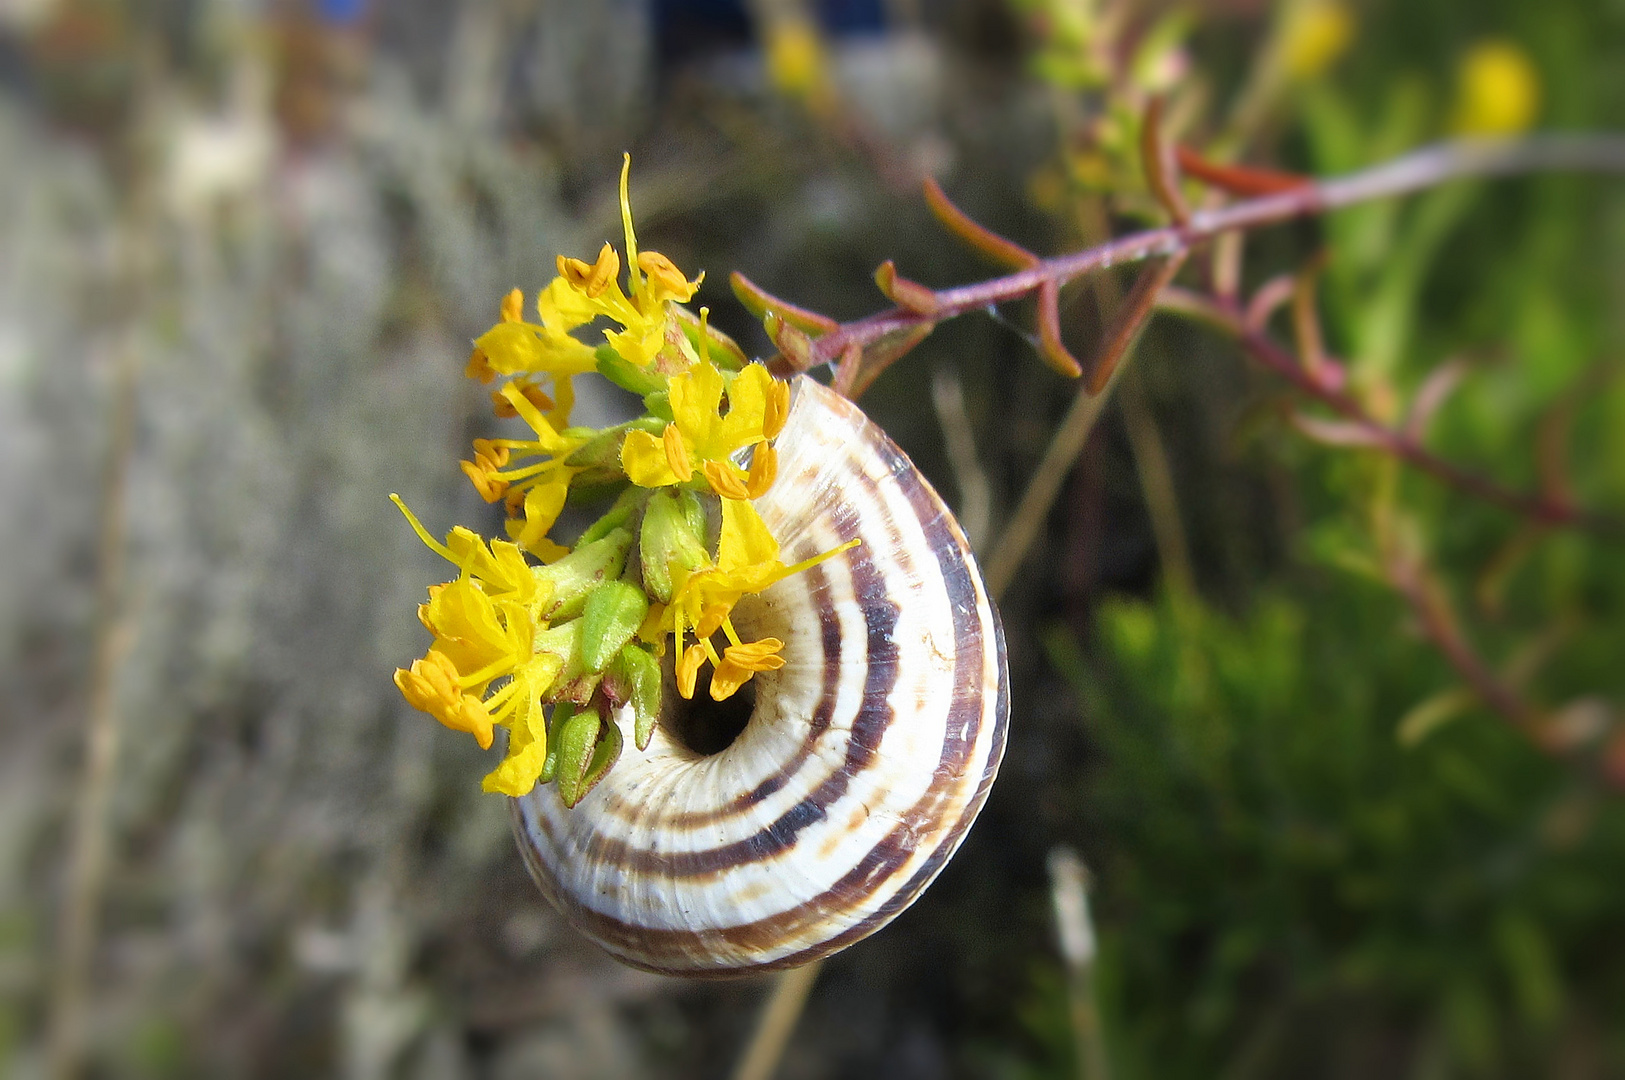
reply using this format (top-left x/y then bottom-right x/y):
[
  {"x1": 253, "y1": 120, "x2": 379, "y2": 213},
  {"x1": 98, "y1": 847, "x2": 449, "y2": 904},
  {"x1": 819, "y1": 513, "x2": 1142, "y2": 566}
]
[
  {"x1": 552, "y1": 703, "x2": 597, "y2": 806},
  {"x1": 606, "y1": 644, "x2": 662, "y2": 750},
  {"x1": 534, "y1": 528, "x2": 632, "y2": 622},
  {"x1": 639, "y1": 489, "x2": 709, "y2": 603},
  {"x1": 580, "y1": 580, "x2": 650, "y2": 673},
  {"x1": 566, "y1": 417, "x2": 667, "y2": 473},
  {"x1": 554, "y1": 704, "x2": 622, "y2": 808}
]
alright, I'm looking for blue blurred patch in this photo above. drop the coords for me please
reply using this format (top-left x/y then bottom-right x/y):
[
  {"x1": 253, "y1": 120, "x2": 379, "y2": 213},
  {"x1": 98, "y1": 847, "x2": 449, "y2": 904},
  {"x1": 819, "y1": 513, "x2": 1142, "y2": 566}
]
[{"x1": 316, "y1": 0, "x2": 370, "y2": 27}]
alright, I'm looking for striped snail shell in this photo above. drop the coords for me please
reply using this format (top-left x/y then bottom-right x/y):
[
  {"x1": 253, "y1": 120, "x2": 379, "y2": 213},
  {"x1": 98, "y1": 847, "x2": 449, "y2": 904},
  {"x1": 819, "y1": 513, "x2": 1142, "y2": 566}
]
[{"x1": 512, "y1": 375, "x2": 1009, "y2": 976}]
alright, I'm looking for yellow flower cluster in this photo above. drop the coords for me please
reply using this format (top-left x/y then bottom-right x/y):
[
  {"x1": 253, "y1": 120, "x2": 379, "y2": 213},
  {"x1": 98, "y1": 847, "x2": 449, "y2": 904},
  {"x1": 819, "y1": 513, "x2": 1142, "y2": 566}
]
[{"x1": 391, "y1": 156, "x2": 853, "y2": 804}]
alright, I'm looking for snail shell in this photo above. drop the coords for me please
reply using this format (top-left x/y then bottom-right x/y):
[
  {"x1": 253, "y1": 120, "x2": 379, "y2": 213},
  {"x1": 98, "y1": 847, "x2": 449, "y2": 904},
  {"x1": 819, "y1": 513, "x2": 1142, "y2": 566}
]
[{"x1": 512, "y1": 376, "x2": 1009, "y2": 976}]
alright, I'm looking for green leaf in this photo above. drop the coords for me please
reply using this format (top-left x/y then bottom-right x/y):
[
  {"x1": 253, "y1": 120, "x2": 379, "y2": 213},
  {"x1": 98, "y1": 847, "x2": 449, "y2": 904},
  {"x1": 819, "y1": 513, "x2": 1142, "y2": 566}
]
[
  {"x1": 580, "y1": 580, "x2": 649, "y2": 672},
  {"x1": 642, "y1": 390, "x2": 674, "y2": 422}
]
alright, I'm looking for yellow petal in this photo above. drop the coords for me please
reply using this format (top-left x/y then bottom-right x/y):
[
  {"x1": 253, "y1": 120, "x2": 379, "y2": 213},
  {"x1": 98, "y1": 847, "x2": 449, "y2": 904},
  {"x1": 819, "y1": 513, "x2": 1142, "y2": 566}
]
[
  {"x1": 481, "y1": 698, "x2": 549, "y2": 796},
  {"x1": 474, "y1": 319, "x2": 598, "y2": 378},
  {"x1": 508, "y1": 480, "x2": 570, "y2": 556},
  {"x1": 537, "y1": 276, "x2": 601, "y2": 335},
  {"x1": 603, "y1": 321, "x2": 666, "y2": 369},
  {"x1": 505, "y1": 521, "x2": 569, "y2": 564},
  {"x1": 622, "y1": 428, "x2": 680, "y2": 487},
  {"x1": 677, "y1": 642, "x2": 707, "y2": 700},
  {"x1": 717, "y1": 498, "x2": 781, "y2": 575},
  {"x1": 713, "y1": 363, "x2": 771, "y2": 454},
  {"x1": 670, "y1": 359, "x2": 725, "y2": 450},
  {"x1": 662, "y1": 423, "x2": 695, "y2": 482},
  {"x1": 708, "y1": 658, "x2": 753, "y2": 701},
  {"x1": 500, "y1": 287, "x2": 525, "y2": 323},
  {"x1": 702, "y1": 459, "x2": 751, "y2": 500}
]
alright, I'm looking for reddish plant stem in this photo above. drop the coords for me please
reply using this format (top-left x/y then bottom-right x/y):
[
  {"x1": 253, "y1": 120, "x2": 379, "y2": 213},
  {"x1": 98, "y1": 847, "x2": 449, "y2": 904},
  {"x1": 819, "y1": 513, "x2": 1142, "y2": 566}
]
[
  {"x1": 1157, "y1": 285, "x2": 1621, "y2": 535},
  {"x1": 792, "y1": 136, "x2": 1625, "y2": 372},
  {"x1": 1387, "y1": 556, "x2": 1548, "y2": 739}
]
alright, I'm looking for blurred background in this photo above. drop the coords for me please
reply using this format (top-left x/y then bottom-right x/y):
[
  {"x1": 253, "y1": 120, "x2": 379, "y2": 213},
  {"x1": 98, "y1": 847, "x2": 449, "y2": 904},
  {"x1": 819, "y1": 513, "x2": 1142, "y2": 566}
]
[{"x1": 3, "y1": 0, "x2": 1624, "y2": 1076}]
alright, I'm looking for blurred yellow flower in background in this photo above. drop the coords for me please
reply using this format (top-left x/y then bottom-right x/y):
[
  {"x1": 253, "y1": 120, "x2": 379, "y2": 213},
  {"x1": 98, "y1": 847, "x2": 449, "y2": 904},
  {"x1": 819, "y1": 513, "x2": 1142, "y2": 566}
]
[
  {"x1": 1451, "y1": 40, "x2": 1540, "y2": 135},
  {"x1": 1281, "y1": 0, "x2": 1354, "y2": 81}
]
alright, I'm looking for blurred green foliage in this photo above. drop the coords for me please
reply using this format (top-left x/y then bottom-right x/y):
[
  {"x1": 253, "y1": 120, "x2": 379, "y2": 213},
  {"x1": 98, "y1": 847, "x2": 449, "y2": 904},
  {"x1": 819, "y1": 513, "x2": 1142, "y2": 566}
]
[{"x1": 1006, "y1": 0, "x2": 1625, "y2": 1075}]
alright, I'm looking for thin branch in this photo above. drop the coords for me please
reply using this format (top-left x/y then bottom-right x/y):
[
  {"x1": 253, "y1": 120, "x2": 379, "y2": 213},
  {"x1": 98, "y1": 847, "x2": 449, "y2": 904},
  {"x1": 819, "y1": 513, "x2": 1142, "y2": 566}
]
[
  {"x1": 788, "y1": 135, "x2": 1625, "y2": 374},
  {"x1": 932, "y1": 366, "x2": 994, "y2": 550},
  {"x1": 1120, "y1": 372, "x2": 1195, "y2": 597},
  {"x1": 731, "y1": 961, "x2": 823, "y2": 1080},
  {"x1": 47, "y1": 345, "x2": 138, "y2": 1080},
  {"x1": 1387, "y1": 555, "x2": 1546, "y2": 739},
  {"x1": 1156, "y1": 286, "x2": 1621, "y2": 536}
]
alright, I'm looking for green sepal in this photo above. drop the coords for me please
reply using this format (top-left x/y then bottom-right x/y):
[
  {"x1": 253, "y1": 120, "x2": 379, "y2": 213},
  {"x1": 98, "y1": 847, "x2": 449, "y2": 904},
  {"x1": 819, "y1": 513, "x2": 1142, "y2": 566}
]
[
  {"x1": 580, "y1": 580, "x2": 649, "y2": 673},
  {"x1": 608, "y1": 644, "x2": 662, "y2": 750},
  {"x1": 533, "y1": 528, "x2": 632, "y2": 621},
  {"x1": 639, "y1": 489, "x2": 709, "y2": 604},
  {"x1": 642, "y1": 390, "x2": 674, "y2": 422},
  {"x1": 579, "y1": 486, "x2": 649, "y2": 547},
  {"x1": 553, "y1": 704, "x2": 602, "y2": 808},
  {"x1": 595, "y1": 345, "x2": 668, "y2": 396}
]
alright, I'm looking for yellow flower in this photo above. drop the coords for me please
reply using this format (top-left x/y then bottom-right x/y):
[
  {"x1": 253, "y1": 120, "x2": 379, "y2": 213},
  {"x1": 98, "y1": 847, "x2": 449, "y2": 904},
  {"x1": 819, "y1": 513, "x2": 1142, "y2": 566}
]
[
  {"x1": 709, "y1": 639, "x2": 788, "y2": 701},
  {"x1": 666, "y1": 498, "x2": 857, "y2": 701},
  {"x1": 764, "y1": 15, "x2": 834, "y2": 115},
  {"x1": 464, "y1": 155, "x2": 702, "y2": 416},
  {"x1": 458, "y1": 381, "x2": 586, "y2": 561},
  {"x1": 390, "y1": 494, "x2": 568, "y2": 780},
  {"x1": 1451, "y1": 40, "x2": 1540, "y2": 136},
  {"x1": 482, "y1": 692, "x2": 551, "y2": 796},
  {"x1": 394, "y1": 650, "x2": 494, "y2": 749},
  {"x1": 1281, "y1": 0, "x2": 1354, "y2": 81},
  {"x1": 621, "y1": 361, "x2": 783, "y2": 494}
]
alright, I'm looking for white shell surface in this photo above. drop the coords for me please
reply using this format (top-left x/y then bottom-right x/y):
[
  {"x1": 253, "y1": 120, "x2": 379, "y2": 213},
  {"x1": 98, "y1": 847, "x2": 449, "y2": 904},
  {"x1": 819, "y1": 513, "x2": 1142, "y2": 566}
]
[{"x1": 512, "y1": 376, "x2": 1009, "y2": 976}]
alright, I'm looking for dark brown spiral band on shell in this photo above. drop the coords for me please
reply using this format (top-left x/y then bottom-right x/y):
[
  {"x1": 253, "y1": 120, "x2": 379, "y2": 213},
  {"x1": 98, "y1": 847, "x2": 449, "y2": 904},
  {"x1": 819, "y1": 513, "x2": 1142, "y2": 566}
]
[{"x1": 512, "y1": 376, "x2": 1009, "y2": 976}]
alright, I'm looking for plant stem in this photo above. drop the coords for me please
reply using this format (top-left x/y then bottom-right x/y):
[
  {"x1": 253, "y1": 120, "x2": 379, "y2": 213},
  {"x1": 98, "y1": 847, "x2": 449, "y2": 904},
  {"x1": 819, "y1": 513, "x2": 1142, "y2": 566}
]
[{"x1": 792, "y1": 135, "x2": 1625, "y2": 372}]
